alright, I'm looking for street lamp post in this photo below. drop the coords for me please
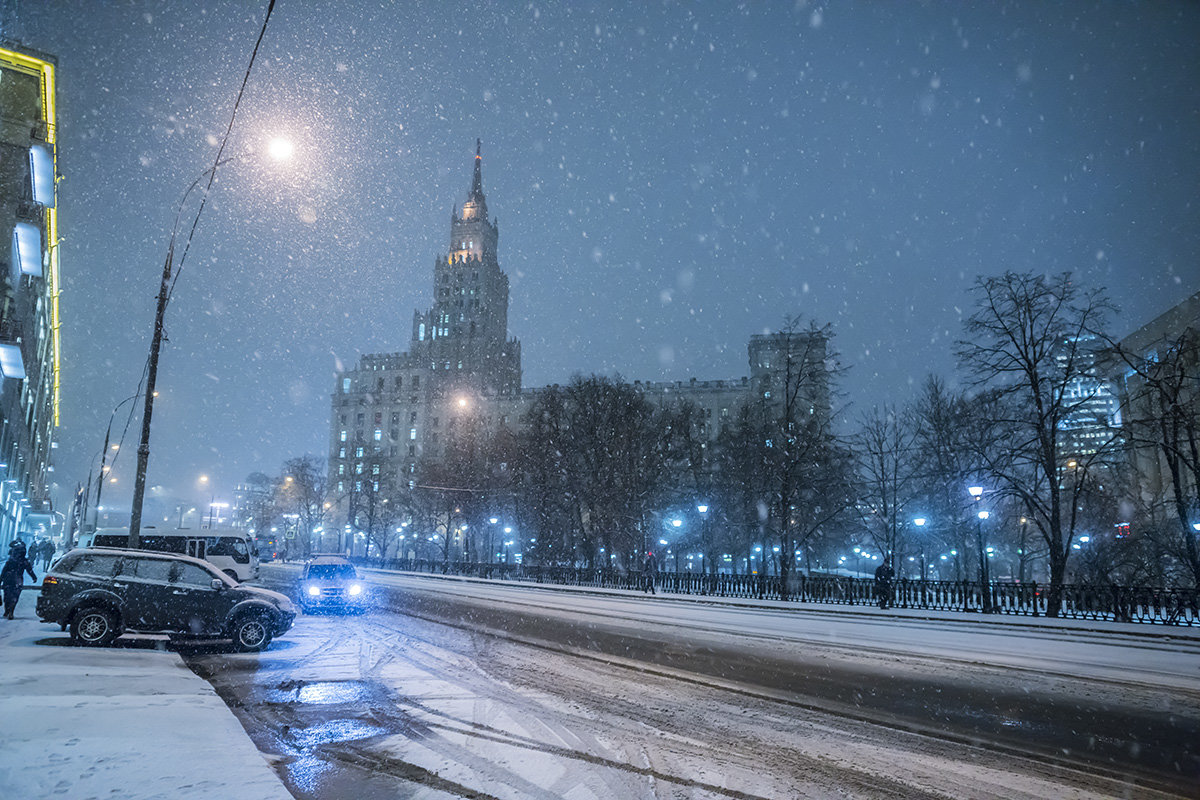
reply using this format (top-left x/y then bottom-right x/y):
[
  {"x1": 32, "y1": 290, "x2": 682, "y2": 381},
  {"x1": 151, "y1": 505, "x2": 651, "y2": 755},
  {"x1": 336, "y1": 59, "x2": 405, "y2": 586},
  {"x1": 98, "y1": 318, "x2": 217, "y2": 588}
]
[
  {"x1": 93, "y1": 392, "x2": 141, "y2": 529},
  {"x1": 913, "y1": 517, "x2": 927, "y2": 579},
  {"x1": 696, "y1": 503, "x2": 711, "y2": 576},
  {"x1": 968, "y1": 485, "x2": 992, "y2": 613},
  {"x1": 129, "y1": 113, "x2": 293, "y2": 545}
]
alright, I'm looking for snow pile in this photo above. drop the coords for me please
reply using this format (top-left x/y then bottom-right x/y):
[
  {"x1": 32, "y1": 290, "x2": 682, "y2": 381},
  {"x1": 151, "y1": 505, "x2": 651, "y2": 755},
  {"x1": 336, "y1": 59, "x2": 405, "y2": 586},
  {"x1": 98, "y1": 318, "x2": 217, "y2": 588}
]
[{"x1": 0, "y1": 591, "x2": 291, "y2": 800}]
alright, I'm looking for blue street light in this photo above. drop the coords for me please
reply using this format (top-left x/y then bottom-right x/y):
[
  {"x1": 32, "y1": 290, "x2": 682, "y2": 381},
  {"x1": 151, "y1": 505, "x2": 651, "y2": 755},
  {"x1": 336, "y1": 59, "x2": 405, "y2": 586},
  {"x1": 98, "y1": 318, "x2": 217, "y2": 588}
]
[{"x1": 969, "y1": 486, "x2": 992, "y2": 612}]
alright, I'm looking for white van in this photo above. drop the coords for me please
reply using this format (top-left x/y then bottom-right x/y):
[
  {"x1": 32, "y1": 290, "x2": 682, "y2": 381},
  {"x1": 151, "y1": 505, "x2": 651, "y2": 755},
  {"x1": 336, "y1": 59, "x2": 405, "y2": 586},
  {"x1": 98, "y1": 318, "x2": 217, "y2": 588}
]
[{"x1": 82, "y1": 528, "x2": 259, "y2": 582}]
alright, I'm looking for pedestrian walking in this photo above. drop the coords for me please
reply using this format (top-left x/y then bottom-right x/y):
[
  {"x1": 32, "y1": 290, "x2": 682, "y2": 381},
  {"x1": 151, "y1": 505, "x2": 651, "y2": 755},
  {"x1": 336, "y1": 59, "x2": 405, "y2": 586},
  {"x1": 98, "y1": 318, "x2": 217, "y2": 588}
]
[
  {"x1": 2, "y1": 540, "x2": 38, "y2": 619},
  {"x1": 874, "y1": 559, "x2": 895, "y2": 609},
  {"x1": 39, "y1": 538, "x2": 55, "y2": 570},
  {"x1": 642, "y1": 550, "x2": 658, "y2": 595}
]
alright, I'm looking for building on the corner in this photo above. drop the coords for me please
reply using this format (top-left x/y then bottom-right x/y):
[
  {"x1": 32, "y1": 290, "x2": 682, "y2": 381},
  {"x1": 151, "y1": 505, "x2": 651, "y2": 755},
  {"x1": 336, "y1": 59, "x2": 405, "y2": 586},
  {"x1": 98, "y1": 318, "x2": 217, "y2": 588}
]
[
  {"x1": 0, "y1": 41, "x2": 61, "y2": 548},
  {"x1": 1111, "y1": 291, "x2": 1200, "y2": 516},
  {"x1": 328, "y1": 142, "x2": 831, "y2": 556}
]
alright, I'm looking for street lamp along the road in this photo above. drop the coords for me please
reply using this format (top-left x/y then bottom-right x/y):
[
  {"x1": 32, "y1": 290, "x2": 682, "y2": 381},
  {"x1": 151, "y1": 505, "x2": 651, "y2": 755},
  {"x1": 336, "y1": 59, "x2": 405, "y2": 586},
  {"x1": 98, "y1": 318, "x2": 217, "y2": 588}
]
[
  {"x1": 912, "y1": 517, "x2": 927, "y2": 579},
  {"x1": 129, "y1": 151, "x2": 290, "y2": 546},
  {"x1": 92, "y1": 392, "x2": 142, "y2": 529},
  {"x1": 126, "y1": 3, "x2": 283, "y2": 547},
  {"x1": 968, "y1": 486, "x2": 992, "y2": 612},
  {"x1": 127, "y1": 141, "x2": 294, "y2": 546}
]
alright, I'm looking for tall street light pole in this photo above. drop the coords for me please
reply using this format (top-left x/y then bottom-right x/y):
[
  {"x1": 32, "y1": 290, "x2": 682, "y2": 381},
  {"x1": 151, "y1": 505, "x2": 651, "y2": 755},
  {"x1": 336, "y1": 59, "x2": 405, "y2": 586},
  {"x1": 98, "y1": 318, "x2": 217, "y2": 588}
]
[
  {"x1": 93, "y1": 392, "x2": 141, "y2": 529},
  {"x1": 128, "y1": 167, "x2": 218, "y2": 546},
  {"x1": 913, "y1": 517, "x2": 927, "y2": 579},
  {"x1": 127, "y1": 0, "x2": 281, "y2": 548},
  {"x1": 968, "y1": 485, "x2": 992, "y2": 613}
]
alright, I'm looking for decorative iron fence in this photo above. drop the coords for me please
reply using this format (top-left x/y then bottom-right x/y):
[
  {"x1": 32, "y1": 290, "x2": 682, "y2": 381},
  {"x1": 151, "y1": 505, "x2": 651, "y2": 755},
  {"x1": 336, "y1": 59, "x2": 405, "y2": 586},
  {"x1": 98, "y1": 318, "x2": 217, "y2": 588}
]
[{"x1": 357, "y1": 557, "x2": 1199, "y2": 627}]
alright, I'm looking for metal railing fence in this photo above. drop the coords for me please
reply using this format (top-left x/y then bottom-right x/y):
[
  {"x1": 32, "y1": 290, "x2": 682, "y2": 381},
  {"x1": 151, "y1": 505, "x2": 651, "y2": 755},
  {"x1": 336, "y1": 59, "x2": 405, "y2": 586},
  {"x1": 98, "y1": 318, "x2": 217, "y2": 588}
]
[{"x1": 351, "y1": 557, "x2": 1198, "y2": 627}]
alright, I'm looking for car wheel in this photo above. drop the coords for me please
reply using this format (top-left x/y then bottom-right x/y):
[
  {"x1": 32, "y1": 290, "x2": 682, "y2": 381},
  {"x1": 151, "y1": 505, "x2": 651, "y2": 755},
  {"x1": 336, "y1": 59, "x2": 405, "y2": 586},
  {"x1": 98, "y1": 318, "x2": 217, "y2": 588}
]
[
  {"x1": 71, "y1": 606, "x2": 119, "y2": 647},
  {"x1": 231, "y1": 612, "x2": 273, "y2": 653},
  {"x1": 223, "y1": 570, "x2": 239, "y2": 583}
]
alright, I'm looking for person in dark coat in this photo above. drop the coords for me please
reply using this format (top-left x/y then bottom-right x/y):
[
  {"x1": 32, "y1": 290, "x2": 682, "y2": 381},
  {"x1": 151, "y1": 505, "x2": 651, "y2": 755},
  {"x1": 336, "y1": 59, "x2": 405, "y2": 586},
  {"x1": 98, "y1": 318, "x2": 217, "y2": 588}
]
[
  {"x1": 2, "y1": 540, "x2": 38, "y2": 619},
  {"x1": 874, "y1": 559, "x2": 895, "y2": 609},
  {"x1": 642, "y1": 550, "x2": 658, "y2": 595},
  {"x1": 38, "y1": 538, "x2": 55, "y2": 570}
]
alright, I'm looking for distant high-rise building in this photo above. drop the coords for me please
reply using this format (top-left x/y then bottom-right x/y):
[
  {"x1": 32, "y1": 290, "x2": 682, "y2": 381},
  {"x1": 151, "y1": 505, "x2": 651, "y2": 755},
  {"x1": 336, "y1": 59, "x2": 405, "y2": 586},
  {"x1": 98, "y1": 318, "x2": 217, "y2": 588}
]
[
  {"x1": 0, "y1": 41, "x2": 61, "y2": 548},
  {"x1": 328, "y1": 143, "x2": 831, "y2": 556},
  {"x1": 1056, "y1": 334, "x2": 1122, "y2": 461}
]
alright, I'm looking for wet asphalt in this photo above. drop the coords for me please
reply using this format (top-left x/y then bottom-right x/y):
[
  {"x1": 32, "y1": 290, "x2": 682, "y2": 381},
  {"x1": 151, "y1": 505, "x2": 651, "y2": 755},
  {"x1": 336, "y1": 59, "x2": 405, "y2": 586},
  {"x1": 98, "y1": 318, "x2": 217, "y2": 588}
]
[{"x1": 180, "y1": 573, "x2": 1200, "y2": 799}]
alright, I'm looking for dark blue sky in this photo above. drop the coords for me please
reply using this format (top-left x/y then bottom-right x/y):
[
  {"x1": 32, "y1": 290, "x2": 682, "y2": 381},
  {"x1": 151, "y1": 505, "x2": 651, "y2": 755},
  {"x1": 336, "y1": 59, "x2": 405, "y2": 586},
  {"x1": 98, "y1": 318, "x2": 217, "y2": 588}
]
[{"x1": 6, "y1": 2, "x2": 1198, "y2": 513}]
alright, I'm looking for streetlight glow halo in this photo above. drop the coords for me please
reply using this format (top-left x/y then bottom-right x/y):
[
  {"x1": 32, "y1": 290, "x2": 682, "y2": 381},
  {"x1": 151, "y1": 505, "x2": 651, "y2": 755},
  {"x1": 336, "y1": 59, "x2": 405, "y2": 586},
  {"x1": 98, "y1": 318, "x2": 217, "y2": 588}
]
[{"x1": 267, "y1": 136, "x2": 294, "y2": 161}]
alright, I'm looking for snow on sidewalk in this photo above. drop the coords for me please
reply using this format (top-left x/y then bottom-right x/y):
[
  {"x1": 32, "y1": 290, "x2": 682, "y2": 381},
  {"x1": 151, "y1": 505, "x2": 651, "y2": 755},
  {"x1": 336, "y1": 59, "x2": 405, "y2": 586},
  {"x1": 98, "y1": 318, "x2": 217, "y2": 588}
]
[{"x1": 0, "y1": 590, "x2": 292, "y2": 800}]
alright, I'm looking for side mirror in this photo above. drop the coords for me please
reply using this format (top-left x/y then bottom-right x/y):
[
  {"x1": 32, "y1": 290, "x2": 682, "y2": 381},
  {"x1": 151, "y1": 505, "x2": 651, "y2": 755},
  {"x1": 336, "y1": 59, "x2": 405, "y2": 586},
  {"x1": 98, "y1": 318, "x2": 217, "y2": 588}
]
[{"x1": 210, "y1": 578, "x2": 225, "y2": 591}]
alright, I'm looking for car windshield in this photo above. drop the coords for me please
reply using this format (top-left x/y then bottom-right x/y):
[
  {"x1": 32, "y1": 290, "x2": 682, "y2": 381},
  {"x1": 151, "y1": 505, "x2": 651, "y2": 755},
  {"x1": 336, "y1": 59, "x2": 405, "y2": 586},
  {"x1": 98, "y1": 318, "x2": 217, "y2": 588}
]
[
  {"x1": 306, "y1": 564, "x2": 356, "y2": 580},
  {"x1": 8, "y1": 4, "x2": 1198, "y2": 799}
]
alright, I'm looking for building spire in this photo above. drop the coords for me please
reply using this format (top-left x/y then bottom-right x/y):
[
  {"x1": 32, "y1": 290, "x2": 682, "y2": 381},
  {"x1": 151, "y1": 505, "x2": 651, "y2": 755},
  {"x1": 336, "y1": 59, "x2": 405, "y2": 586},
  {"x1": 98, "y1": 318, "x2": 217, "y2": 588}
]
[{"x1": 470, "y1": 138, "x2": 484, "y2": 201}]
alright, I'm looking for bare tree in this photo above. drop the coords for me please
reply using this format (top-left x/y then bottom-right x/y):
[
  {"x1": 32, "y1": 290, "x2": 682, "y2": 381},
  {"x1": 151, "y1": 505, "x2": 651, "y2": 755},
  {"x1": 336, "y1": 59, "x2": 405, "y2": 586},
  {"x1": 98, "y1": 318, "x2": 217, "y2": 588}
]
[
  {"x1": 513, "y1": 376, "x2": 672, "y2": 570},
  {"x1": 957, "y1": 271, "x2": 1116, "y2": 615},
  {"x1": 242, "y1": 472, "x2": 279, "y2": 546},
  {"x1": 1110, "y1": 327, "x2": 1200, "y2": 585},
  {"x1": 853, "y1": 405, "x2": 919, "y2": 571},
  {"x1": 718, "y1": 319, "x2": 853, "y2": 585},
  {"x1": 514, "y1": 386, "x2": 582, "y2": 565},
  {"x1": 278, "y1": 455, "x2": 327, "y2": 559}
]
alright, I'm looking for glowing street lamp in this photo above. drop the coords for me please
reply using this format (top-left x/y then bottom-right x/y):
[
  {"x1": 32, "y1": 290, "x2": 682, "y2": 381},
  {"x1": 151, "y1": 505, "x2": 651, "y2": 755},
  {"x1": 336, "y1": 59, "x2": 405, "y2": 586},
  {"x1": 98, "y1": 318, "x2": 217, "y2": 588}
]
[
  {"x1": 128, "y1": 125, "x2": 296, "y2": 545},
  {"x1": 968, "y1": 486, "x2": 992, "y2": 612}
]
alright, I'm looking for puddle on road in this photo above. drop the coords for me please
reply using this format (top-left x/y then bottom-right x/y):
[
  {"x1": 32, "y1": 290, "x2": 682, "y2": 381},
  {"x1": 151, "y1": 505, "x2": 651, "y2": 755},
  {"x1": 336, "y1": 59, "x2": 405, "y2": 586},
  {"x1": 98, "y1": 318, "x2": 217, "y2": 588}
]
[
  {"x1": 285, "y1": 718, "x2": 389, "y2": 749},
  {"x1": 266, "y1": 679, "x2": 375, "y2": 706}
]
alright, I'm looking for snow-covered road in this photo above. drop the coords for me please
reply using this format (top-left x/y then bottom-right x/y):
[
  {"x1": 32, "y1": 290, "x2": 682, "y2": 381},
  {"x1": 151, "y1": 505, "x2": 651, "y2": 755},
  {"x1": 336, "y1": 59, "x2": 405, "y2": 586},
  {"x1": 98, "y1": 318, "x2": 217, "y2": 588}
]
[{"x1": 185, "y1": 566, "x2": 1199, "y2": 799}]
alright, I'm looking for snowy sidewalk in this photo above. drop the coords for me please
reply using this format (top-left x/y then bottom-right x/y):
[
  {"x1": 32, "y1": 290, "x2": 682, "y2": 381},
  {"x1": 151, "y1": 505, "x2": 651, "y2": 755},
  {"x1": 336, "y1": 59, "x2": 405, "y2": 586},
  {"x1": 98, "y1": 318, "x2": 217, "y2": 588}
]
[{"x1": 0, "y1": 590, "x2": 293, "y2": 800}]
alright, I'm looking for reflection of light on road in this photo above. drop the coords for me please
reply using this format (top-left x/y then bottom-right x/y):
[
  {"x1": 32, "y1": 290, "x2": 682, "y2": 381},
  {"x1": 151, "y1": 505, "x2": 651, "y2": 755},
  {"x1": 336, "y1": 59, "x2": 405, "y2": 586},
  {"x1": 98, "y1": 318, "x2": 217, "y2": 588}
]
[
  {"x1": 284, "y1": 719, "x2": 389, "y2": 794},
  {"x1": 298, "y1": 681, "x2": 367, "y2": 705},
  {"x1": 265, "y1": 679, "x2": 370, "y2": 705},
  {"x1": 286, "y1": 718, "x2": 386, "y2": 749}
]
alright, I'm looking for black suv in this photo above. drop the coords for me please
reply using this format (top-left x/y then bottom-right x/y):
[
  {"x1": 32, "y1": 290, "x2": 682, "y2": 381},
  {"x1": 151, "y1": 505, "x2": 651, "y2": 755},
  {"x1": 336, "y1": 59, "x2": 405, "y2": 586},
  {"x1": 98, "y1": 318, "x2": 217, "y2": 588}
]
[{"x1": 36, "y1": 548, "x2": 296, "y2": 652}]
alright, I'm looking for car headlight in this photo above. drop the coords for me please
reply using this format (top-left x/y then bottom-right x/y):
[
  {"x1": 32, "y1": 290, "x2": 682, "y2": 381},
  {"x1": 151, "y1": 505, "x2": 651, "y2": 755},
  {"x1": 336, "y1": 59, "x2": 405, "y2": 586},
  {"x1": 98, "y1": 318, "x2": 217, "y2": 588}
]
[
  {"x1": 348, "y1": 583, "x2": 363, "y2": 596},
  {"x1": 306, "y1": 585, "x2": 320, "y2": 596}
]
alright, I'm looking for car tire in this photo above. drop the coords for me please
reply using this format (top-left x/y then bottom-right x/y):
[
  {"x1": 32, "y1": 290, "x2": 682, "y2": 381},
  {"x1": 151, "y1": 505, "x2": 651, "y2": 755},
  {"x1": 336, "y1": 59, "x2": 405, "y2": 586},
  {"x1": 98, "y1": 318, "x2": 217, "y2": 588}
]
[
  {"x1": 71, "y1": 606, "x2": 119, "y2": 647},
  {"x1": 230, "y1": 612, "x2": 273, "y2": 653},
  {"x1": 223, "y1": 570, "x2": 240, "y2": 583}
]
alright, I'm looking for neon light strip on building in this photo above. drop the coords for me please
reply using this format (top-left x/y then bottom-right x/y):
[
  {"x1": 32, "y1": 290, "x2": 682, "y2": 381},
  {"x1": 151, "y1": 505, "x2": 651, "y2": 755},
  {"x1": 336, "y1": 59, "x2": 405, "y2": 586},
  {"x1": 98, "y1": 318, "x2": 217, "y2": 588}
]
[{"x1": 0, "y1": 46, "x2": 60, "y2": 426}]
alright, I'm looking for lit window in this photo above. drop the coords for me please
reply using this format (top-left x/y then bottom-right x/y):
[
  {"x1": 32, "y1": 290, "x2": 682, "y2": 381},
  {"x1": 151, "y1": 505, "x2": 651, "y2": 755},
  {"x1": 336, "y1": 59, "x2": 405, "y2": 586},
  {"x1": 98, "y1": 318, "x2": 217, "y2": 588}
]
[
  {"x1": 418, "y1": 323, "x2": 426, "y2": 341},
  {"x1": 342, "y1": 378, "x2": 351, "y2": 393},
  {"x1": 355, "y1": 446, "x2": 364, "y2": 457},
  {"x1": 374, "y1": 428, "x2": 382, "y2": 441},
  {"x1": 12, "y1": 223, "x2": 42, "y2": 277},
  {"x1": 0, "y1": 344, "x2": 26, "y2": 380},
  {"x1": 409, "y1": 428, "x2": 417, "y2": 440},
  {"x1": 339, "y1": 430, "x2": 348, "y2": 442},
  {"x1": 29, "y1": 145, "x2": 54, "y2": 206}
]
